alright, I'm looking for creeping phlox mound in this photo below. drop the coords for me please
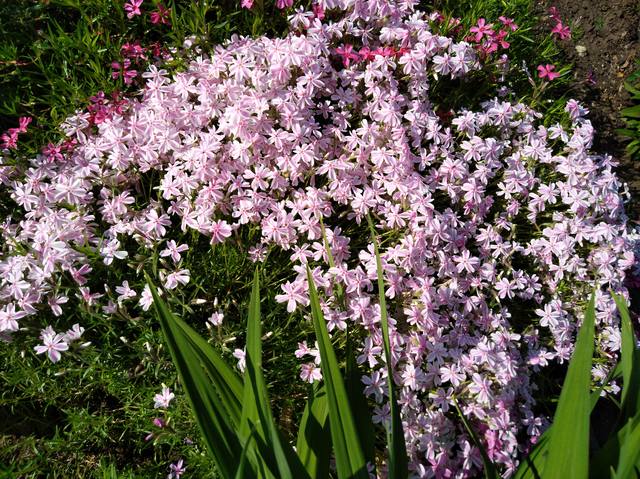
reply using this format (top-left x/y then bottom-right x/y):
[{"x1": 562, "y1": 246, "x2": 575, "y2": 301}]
[{"x1": 0, "y1": 0, "x2": 636, "y2": 476}]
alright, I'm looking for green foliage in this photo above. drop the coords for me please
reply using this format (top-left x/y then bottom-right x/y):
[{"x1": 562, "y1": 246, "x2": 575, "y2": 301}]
[
  {"x1": 619, "y1": 60, "x2": 640, "y2": 159},
  {"x1": 149, "y1": 256, "x2": 409, "y2": 478},
  {"x1": 367, "y1": 215, "x2": 409, "y2": 478}
]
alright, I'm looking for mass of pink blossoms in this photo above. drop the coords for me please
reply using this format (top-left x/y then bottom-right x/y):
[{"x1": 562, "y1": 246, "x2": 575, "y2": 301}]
[{"x1": 0, "y1": 0, "x2": 637, "y2": 476}]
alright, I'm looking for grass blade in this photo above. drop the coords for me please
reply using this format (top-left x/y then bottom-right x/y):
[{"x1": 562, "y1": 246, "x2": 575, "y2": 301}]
[
  {"x1": 307, "y1": 267, "x2": 369, "y2": 479},
  {"x1": 543, "y1": 293, "x2": 597, "y2": 479},
  {"x1": 367, "y1": 215, "x2": 408, "y2": 478}
]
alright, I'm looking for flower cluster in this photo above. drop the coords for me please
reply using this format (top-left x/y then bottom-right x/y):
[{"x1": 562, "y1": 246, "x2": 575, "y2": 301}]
[
  {"x1": 0, "y1": 0, "x2": 636, "y2": 476},
  {"x1": 1, "y1": 117, "x2": 32, "y2": 150},
  {"x1": 33, "y1": 324, "x2": 87, "y2": 362}
]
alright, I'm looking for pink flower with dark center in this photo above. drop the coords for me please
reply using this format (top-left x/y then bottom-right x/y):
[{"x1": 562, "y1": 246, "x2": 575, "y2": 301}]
[
  {"x1": 150, "y1": 3, "x2": 171, "y2": 25},
  {"x1": 470, "y1": 18, "x2": 494, "y2": 42},
  {"x1": 300, "y1": 362, "x2": 322, "y2": 383},
  {"x1": 537, "y1": 64, "x2": 560, "y2": 80},
  {"x1": 275, "y1": 0, "x2": 293, "y2": 9},
  {"x1": 335, "y1": 44, "x2": 360, "y2": 67},
  {"x1": 124, "y1": 0, "x2": 143, "y2": 18},
  {"x1": 498, "y1": 16, "x2": 518, "y2": 31},
  {"x1": 551, "y1": 21, "x2": 571, "y2": 40}
]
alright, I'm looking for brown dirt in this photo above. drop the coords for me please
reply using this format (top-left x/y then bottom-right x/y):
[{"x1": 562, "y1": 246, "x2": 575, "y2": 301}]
[{"x1": 539, "y1": 0, "x2": 640, "y2": 218}]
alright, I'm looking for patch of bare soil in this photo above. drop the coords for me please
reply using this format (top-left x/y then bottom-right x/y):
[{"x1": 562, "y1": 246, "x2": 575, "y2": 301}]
[{"x1": 540, "y1": 0, "x2": 640, "y2": 218}]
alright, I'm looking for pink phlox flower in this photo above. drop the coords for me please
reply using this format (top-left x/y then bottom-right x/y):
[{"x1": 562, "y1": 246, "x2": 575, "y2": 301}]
[
  {"x1": 48, "y1": 294, "x2": 68, "y2": 316},
  {"x1": 168, "y1": 459, "x2": 186, "y2": 479},
  {"x1": 124, "y1": 0, "x2": 143, "y2": 18},
  {"x1": 153, "y1": 384, "x2": 175, "y2": 408},
  {"x1": 241, "y1": 0, "x2": 254, "y2": 8},
  {"x1": 64, "y1": 323, "x2": 85, "y2": 343},
  {"x1": 275, "y1": 280, "x2": 309, "y2": 312},
  {"x1": 17, "y1": 116, "x2": 32, "y2": 133},
  {"x1": 0, "y1": 304, "x2": 27, "y2": 332},
  {"x1": 160, "y1": 240, "x2": 189, "y2": 263},
  {"x1": 470, "y1": 18, "x2": 494, "y2": 42},
  {"x1": 335, "y1": 44, "x2": 360, "y2": 67},
  {"x1": 150, "y1": 3, "x2": 171, "y2": 25},
  {"x1": 300, "y1": 362, "x2": 322, "y2": 383},
  {"x1": 208, "y1": 311, "x2": 224, "y2": 326},
  {"x1": 116, "y1": 280, "x2": 137, "y2": 302},
  {"x1": 42, "y1": 143, "x2": 65, "y2": 162},
  {"x1": 34, "y1": 329, "x2": 68, "y2": 363},
  {"x1": 275, "y1": 0, "x2": 293, "y2": 9},
  {"x1": 121, "y1": 42, "x2": 147, "y2": 61},
  {"x1": 498, "y1": 16, "x2": 518, "y2": 31},
  {"x1": 164, "y1": 269, "x2": 190, "y2": 290},
  {"x1": 77, "y1": 287, "x2": 103, "y2": 306},
  {"x1": 312, "y1": 2, "x2": 324, "y2": 20},
  {"x1": 209, "y1": 220, "x2": 232, "y2": 244},
  {"x1": 551, "y1": 21, "x2": 571, "y2": 40},
  {"x1": 548, "y1": 6, "x2": 561, "y2": 22},
  {"x1": 537, "y1": 64, "x2": 560, "y2": 81},
  {"x1": 1, "y1": 130, "x2": 18, "y2": 149},
  {"x1": 233, "y1": 348, "x2": 246, "y2": 372}
]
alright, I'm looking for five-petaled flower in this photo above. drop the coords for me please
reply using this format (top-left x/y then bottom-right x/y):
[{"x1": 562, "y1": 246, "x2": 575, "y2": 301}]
[
  {"x1": 34, "y1": 330, "x2": 69, "y2": 363},
  {"x1": 153, "y1": 385, "x2": 175, "y2": 409},
  {"x1": 537, "y1": 63, "x2": 560, "y2": 81}
]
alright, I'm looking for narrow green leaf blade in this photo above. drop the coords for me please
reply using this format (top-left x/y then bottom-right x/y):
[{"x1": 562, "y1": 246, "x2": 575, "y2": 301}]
[
  {"x1": 367, "y1": 215, "x2": 408, "y2": 479},
  {"x1": 345, "y1": 342, "x2": 376, "y2": 467},
  {"x1": 612, "y1": 293, "x2": 640, "y2": 417},
  {"x1": 147, "y1": 275, "x2": 242, "y2": 478},
  {"x1": 454, "y1": 400, "x2": 499, "y2": 479},
  {"x1": 614, "y1": 418, "x2": 640, "y2": 479},
  {"x1": 307, "y1": 267, "x2": 369, "y2": 479},
  {"x1": 296, "y1": 384, "x2": 331, "y2": 478},
  {"x1": 240, "y1": 269, "x2": 307, "y2": 479},
  {"x1": 544, "y1": 293, "x2": 597, "y2": 479}
]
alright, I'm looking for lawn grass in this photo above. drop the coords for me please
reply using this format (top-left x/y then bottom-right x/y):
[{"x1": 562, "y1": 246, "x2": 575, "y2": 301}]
[{"x1": 0, "y1": 0, "x2": 580, "y2": 476}]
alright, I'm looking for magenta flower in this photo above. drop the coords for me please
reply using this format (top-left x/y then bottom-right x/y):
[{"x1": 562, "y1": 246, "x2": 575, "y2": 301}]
[
  {"x1": 537, "y1": 63, "x2": 560, "y2": 80},
  {"x1": 498, "y1": 16, "x2": 518, "y2": 32},
  {"x1": 124, "y1": 0, "x2": 143, "y2": 18},
  {"x1": 149, "y1": 3, "x2": 171, "y2": 25},
  {"x1": 275, "y1": 0, "x2": 293, "y2": 9},
  {"x1": 335, "y1": 44, "x2": 360, "y2": 67},
  {"x1": 241, "y1": 0, "x2": 254, "y2": 8},
  {"x1": 551, "y1": 21, "x2": 571, "y2": 40},
  {"x1": 469, "y1": 18, "x2": 494, "y2": 42},
  {"x1": 168, "y1": 459, "x2": 186, "y2": 479}
]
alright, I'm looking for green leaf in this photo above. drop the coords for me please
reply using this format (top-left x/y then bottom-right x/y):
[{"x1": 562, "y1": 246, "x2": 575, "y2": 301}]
[
  {"x1": 621, "y1": 105, "x2": 640, "y2": 118},
  {"x1": 147, "y1": 275, "x2": 243, "y2": 479},
  {"x1": 239, "y1": 269, "x2": 308, "y2": 479},
  {"x1": 345, "y1": 340, "x2": 376, "y2": 467},
  {"x1": 614, "y1": 418, "x2": 640, "y2": 479},
  {"x1": 454, "y1": 399, "x2": 499, "y2": 479},
  {"x1": 306, "y1": 267, "x2": 369, "y2": 479},
  {"x1": 544, "y1": 293, "x2": 597, "y2": 479},
  {"x1": 367, "y1": 215, "x2": 409, "y2": 479},
  {"x1": 296, "y1": 384, "x2": 331, "y2": 478},
  {"x1": 612, "y1": 293, "x2": 640, "y2": 418}
]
